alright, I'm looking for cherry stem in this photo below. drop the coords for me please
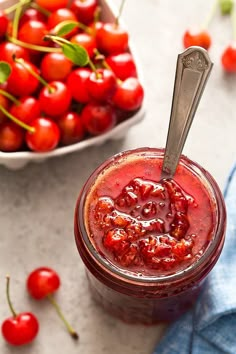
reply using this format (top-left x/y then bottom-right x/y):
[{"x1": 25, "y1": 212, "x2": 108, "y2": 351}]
[
  {"x1": 14, "y1": 57, "x2": 54, "y2": 93},
  {"x1": 52, "y1": 20, "x2": 92, "y2": 35},
  {"x1": 94, "y1": 49, "x2": 122, "y2": 84},
  {"x1": 232, "y1": 3, "x2": 236, "y2": 39},
  {"x1": 4, "y1": 0, "x2": 31, "y2": 15},
  {"x1": 47, "y1": 294, "x2": 79, "y2": 340},
  {"x1": 0, "y1": 105, "x2": 35, "y2": 132},
  {"x1": 201, "y1": 0, "x2": 218, "y2": 30},
  {"x1": 94, "y1": 6, "x2": 101, "y2": 24},
  {"x1": 115, "y1": 0, "x2": 126, "y2": 26},
  {"x1": 6, "y1": 275, "x2": 17, "y2": 318},
  {"x1": 31, "y1": 2, "x2": 51, "y2": 17},
  {"x1": 12, "y1": 0, "x2": 26, "y2": 39},
  {"x1": 7, "y1": 36, "x2": 61, "y2": 53},
  {"x1": 0, "y1": 89, "x2": 20, "y2": 105}
]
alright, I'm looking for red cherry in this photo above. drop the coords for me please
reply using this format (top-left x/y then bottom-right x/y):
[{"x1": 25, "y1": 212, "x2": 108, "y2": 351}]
[
  {"x1": 2, "y1": 313, "x2": 39, "y2": 346},
  {"x1": 106, "y1": 52, "x2": 137, "y2": 80},
  {"x1": 35, "y1": 0, "x2": 68, "y2": 12},
  {"x1": 39, "y1": 81, "x2": 72, "y2": 117},
  {"x1": 96, "y1": 23, "x2": 129, "y2": 54},
  {"x1": 7, "y1": 60, "x2": 40, "y2": 97},
  {"x1": 87, "y1": 68, "x2": 117, "y2": 102},
  {"x1": 0, "y1": 122, "x2": 24, "y2": 152},
  {"x1": 0, "y1": 42, "x2": 30, "y2": 64},
  {"x1": 113, "y1": 77, "x2": 144, "y2": 111},
  {"x1": 1, "y1": 276, "x2": 39, "y2": 346},
  {"x1": 40, "y1": 52, "x2": 72, "y2": 82},
  {"x1": 18, "y1": 20, "x2": 48, "y2": 47},
  {"x1": 71, "y1": 32, "x2": 96, "y2": 58},
  {"x1": 0, "y1": 93, "x2": 9, "y2": 124},
  {"x1": 183, "y1": 28, "x2": 211, "y2": 50},
  {"x1": 19, "y1": 7, "x2": 47, "y2": 27},
  {"x1": 27, "y1": 267, "x2": 60, "y2": 299},
  {"x1": 221, "y1": 43, "x2": 236, "y2": 72},
  {"x1": 47, "y1": 8, "x2": 78, "y2": 37},
  {"x1": 27, "y1": 267, "x2": 78, "y2": 340},
  {"x1": 10, "y1": 96, "x2": 41, "y2": 124},
  {"x1": 0, "y1": 10, "x2": 9, "y2": 37},
  {"x1": 70, "y1": 0, "x2": 98, "y2": 25},
  {"x1": 67, "y1": 68, "x2": 91, "y2": 103},
  {"x1": 81, "y1": 102, "x2": 116, "y2": 135},
  {"x1": 58, "y1": 112, "x2": 85, "y2": 145},
  {"x1": 26, "y1": 117, "x2": 60, "y2": 152}
]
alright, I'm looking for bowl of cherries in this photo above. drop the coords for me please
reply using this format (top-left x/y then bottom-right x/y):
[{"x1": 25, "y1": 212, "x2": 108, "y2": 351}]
[{"x1": 0, "y1": 0, "x2": 145, "y2": 169}]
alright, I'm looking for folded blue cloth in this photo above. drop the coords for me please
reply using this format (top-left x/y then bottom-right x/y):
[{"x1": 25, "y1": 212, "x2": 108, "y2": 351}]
[{"x1": 153, "y1": 165, "x2": 236, "y2": 354}]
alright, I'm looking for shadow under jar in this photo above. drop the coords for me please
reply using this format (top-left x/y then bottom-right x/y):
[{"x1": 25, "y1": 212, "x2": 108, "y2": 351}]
[{"x1": 74, "y1": 147, "x2": 226, "y2": 324}]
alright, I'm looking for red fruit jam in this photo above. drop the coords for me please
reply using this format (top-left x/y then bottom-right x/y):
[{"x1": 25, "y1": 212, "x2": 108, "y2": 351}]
[{"x1": 74, "y1": 148, "x2": 226, "y2": 324}]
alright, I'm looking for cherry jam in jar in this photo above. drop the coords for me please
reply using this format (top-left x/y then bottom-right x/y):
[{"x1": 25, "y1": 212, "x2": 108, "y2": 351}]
[{"x1": 74, "y1": 148, "x2": 226, "y2": 324}]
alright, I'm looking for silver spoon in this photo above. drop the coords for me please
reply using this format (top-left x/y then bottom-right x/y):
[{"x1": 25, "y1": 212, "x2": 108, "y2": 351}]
[{"x1": 161, "y1": 46, "x2": 213, "y2": 179}]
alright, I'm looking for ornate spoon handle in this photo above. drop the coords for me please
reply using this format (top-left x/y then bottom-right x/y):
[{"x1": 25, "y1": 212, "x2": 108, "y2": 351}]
[{"x1": 161, "y1": 46, "x2": 213, "y2": 179}]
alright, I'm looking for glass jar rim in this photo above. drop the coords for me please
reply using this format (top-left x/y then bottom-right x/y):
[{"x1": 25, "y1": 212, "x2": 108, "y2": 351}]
[{"x1": 76, "y1": 147, "x2": 226, "y2": 286}]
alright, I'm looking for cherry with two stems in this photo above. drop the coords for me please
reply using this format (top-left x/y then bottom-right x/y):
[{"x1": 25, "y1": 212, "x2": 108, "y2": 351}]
[
  {"x1": 96, "y1": 0, "x2": 129, "y2": 54},
  {"x1": 27, "y1": 267, "x2": 79, "y2": 340},
  {"x1": 1, "y1": 275, "x2": 39, "y2": 346}
]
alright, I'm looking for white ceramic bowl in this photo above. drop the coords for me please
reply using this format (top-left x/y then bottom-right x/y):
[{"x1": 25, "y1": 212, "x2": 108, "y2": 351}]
[{"x1": 0, "y1": 0, "x2": 146, "y2": 169}]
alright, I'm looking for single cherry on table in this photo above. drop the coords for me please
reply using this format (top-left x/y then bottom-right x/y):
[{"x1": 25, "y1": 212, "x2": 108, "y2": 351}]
[
  {"x1": 27, "y1": 267, "x2": 79, "y2": 340},
  {"x1": 1, "y1": 275, "x2": 39, "y2": 346}
]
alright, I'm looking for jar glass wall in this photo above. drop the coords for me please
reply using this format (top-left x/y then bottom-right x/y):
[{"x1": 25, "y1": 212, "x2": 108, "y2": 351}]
[{"x1": 74, "y1": 148, "x2": 226, "y2": 324}]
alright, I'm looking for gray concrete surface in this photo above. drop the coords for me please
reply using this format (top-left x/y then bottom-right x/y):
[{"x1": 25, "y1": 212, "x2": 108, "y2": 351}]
[{"x1": 1, "y1": 0, "x2": 236, "y2": 353}]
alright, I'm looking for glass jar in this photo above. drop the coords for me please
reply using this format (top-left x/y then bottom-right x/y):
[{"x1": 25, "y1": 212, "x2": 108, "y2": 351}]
[{"x1": 74, "y1": 148, "x2": 226, "y2": 324}]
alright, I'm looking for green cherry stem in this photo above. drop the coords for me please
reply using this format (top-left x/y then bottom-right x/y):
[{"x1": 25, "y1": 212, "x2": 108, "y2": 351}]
[
  {"x1": 0, "y1": 89, "x2": 20, "y2": 105},
  {"x1": 7, "y1": 36, "x2": 61, "y2": 53},
  {"x1": 201, "y1": 0, "x2": 218, "y2": 30},
  {"x1": 14, "y1": 57, "x2": 55, "y2": 93},
  {"x1": 4, "y1": 0, "x2": 31, "y2": 15},
  {"x1": 6, "y1": 276, "x2": 17, "y2": 318},
  {"x1": 93, "y1": 48, "x2": 122, "y2": 83},
  {"x1": 232, "y1": 2, "x2": 236, "y2": 39},
  {"x1": 0, "y1": 105, "x2": 35, "y2": 132},
  {"x1": 12, "y1": 0, "x2": 25, "y2": 39},
  {"x1": 115, "y1": 0, "x2": 126, "y2": 26},
  {"x1": 47, "y1": 294, "x2": 79, "y2": 340},
  {"x1": 31, "y1": 2, "x2": 51, "y2": 17}
]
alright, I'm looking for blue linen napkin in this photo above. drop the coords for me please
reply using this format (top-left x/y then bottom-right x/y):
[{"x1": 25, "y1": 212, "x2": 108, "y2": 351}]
[{"x1": 153, "y1": 164, "x2": 236, "y2": 354}]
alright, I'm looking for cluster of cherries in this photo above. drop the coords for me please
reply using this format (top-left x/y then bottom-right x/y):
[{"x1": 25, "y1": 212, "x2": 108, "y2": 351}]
[
  {"x1": 94, "y1": 177, "x2": 195, "y2": 271},
  {"x1": 0, "y1": 0, "x2": 144, "y2": 153},
  {"x1": 183, "y1": 0, "x2": 236, "y2": 72},
  {"x1": 2, "y1": 267, "x2": 78, "y2": 346}
]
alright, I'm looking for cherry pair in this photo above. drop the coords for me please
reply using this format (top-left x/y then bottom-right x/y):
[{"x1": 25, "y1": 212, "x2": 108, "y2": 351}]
[{"x1": 1, "y1": 267, "x2": 78, "y2": 346}]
